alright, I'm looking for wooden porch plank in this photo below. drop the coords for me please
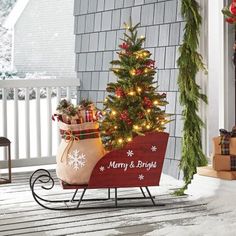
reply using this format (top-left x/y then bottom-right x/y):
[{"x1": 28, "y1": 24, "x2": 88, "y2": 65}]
[
  {"x1": 0, "y1": 191, "x2": 187, "y2": 213},
  {"x1": 0, "y1": 202, "x2": 205, "y2": 230},
  {"x1": 0, "y1": 185, "x2": 187, "y2": 208},
  {"x1": 0, "y1": 207, "x2": 207, "y2": 236}
]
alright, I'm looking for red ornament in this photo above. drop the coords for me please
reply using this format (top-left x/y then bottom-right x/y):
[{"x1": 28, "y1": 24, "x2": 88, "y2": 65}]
[
  {"x1": 135, "y1": 69, "x2": 143, "y2": 75},
  {"x1": 138, "y1": 112, "x2": 144, "y2": 119},
  {"x1": 230, "y1": 2, "x2": 236, "y2": 15},
  {"x1": 226, "y1": 17, "x2": 236, "y2": 24},
  {"x1": 120, "y1": 110, "x2": 129, "y2": 120},
  {"x1": 115, "y1": 87, "x2": 125, "y2": 97},
  {"x1": 120, "y1": 110, "x2": 132, "y2": 125},
  {"x1": 119, "y1": 42, "x2": 130, "y2": 50},
  {"x1": 143, "y1": 97, "x2": 153, "y2": 108},
  {"x1": 145, "y1": 59, "x2": 155, "y2": 68},
  {"x1": 127, "y1": 120, "x2": 132, "y2": 125}
]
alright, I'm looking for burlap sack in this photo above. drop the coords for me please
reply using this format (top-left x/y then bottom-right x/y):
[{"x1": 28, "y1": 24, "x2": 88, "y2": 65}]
[
  {"x1": 212, "y1": 136, "x2": 236, "y2": 156},
  {"x1": 56, "y1": 121, "x2": 105, "y2": 185}
]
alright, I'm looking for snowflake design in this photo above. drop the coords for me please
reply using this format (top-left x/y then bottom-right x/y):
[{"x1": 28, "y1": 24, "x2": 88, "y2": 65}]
[
  {"x1": 127, "y1": 150, "x2": 134, "y2": 157},
  {"x1": 68, "y1": 149, "x2": 86, "y2": 171},
  {"x1": 100, "y1": 166, "x2": 105, "y2": 172},
  {"x1": 138, "y1": 174, "x2": 144, "y2": 180},
  {"x1": 151, "y1": 145, "x2": 157, "y2": 152}
]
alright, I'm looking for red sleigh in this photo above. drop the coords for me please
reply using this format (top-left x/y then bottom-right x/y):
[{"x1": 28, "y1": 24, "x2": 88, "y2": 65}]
[{"x1": 30, "y1": 132, "x2": 169, "y2": 210}]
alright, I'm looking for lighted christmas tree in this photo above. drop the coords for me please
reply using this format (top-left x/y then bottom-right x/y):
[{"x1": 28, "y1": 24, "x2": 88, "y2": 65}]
[{"x1": 100, "y1": 22, "x2": 169, "y2": 150}]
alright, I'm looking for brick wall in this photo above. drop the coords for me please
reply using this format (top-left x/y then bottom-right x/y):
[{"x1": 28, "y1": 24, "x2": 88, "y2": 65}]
[
  {"x1": 13, "y1": 0, "x2": 76, "y2": 79},
  {"x1": 74, "y1": 0, "x2": 184, "y2": 179}
]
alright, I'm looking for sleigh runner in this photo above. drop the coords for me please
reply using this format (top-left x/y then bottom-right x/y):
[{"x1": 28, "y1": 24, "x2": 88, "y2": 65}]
[{"x1": 30, "y1": 132, "x2": 169, "y2": 210}]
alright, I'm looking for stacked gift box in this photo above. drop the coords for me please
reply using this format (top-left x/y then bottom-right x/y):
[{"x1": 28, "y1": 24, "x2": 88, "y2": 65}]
[
  {"x1": 197, "y1": 128, "x2": 236, "y2": 180},
  {"x1": 212, "y1": 128, "x2": 236, "y2": 172}
]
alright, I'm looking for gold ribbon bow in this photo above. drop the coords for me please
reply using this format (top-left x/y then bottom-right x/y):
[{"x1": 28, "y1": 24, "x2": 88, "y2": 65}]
[{"x1": 61, "y1": 129, "x2": 79, "y2": 162}]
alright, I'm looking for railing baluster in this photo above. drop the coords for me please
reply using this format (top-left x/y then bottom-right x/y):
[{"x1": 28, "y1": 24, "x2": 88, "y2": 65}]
[
  {"x1": 47, "y1": 87, "x2": 52, "y2": 157},
  {"x1": 67, "y1": 87, "x2": 71, "y2": 101},
  {"x1": 25, "y1": 88, "x2": 30, "y2": 159},
  {"x1": 2, "y1": 88, "x2": 7, "y2": 160},
  {"x1": 57, "y1": 87, "x2": 61, "y2": 102},
  {"x1": 14, "y1": 88, "x2": 19, "y2": 159},
  {"x1": 2, "y1": 88, "x2": 7, "y2": 137},
  {"x1": 36, "y1": 88, "x2": 41, "y2": 158},
  {"x1": 57, "y1": 87, "x2": 62, "y2": 146}
]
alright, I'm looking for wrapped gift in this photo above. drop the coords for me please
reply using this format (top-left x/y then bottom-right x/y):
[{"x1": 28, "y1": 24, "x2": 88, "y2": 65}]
[
  {"x1": 56, "y1": 121, "x2": 106, "y2": 185},
  {"x1": 212, "y1": 154, "x2": 236, "y2": 171},
  {"x1": 212, "y1": 127, "x2": 236, "y2": 156},
  {"x1": 212, "y1": 155, "x2": 231, "y2": 171},
  {"x1": 78, "y1": 107, "x2": 97, "y2": 123},
  {"x1": 54, "y1": 99, "x2": 102, "y2": 125}
]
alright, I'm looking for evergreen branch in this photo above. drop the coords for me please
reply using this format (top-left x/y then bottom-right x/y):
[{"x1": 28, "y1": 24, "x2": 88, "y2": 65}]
[{"x1": 175, "y1": 0, "x2": 208, "y2": 195}]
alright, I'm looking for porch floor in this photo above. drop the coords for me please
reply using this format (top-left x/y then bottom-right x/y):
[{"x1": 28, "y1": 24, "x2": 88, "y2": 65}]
[{"x1": 0, "y1": 169, "x2": 209, "y2": 236}]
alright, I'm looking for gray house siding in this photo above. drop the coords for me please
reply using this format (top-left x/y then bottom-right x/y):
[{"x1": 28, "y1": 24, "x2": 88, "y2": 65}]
[
  {"x1": 13, "y1": 0, "x2": 76, "y2": 79},
  {"x1": 74, "y1": 0, "x2": 184, "y2": 179}
]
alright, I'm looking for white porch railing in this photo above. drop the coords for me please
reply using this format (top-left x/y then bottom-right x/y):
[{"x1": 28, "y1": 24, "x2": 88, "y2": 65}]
[{"x1": 0, "y1": 78, "x2": 80, "y2": 168}]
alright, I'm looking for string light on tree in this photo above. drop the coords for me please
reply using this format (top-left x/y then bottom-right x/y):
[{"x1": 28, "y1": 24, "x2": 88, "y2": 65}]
[
  {"x1": 118, "y1": 138, "x2": 123, "y2": 144},
  {"x1": 130, "y1": 69, "x2": 136, "y2": 76},
  {"x1": 128, "y1": 91, "x2": 135, "y2": 96},
  {"x1": 100, "y1": 21, "x2": 169, "y2": 150},
  {"x1": 127, "y1": 137, "x2": 132, "y2": 142}
]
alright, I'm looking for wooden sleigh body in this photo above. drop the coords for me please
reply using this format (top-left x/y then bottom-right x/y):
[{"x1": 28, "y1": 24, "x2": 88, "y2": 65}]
[{"x1": 29, "y1": 132, "x2": 169, "y2": 210}]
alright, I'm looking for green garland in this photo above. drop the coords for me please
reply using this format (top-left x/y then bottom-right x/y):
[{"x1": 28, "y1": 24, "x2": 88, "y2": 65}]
[{"x1": 176, "y1": 0, "x2": 208, "y2": 195}]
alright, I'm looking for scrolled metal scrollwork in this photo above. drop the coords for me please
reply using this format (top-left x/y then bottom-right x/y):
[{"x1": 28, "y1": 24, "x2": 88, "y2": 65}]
[{"x1": 29, "y1": 169, "x2": 73, "y2": 210}]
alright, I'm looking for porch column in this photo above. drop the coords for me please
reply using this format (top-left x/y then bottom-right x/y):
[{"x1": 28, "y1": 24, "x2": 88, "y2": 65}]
[{"x1": 207, "y1": 0, "x2": 234, "y2": 155}]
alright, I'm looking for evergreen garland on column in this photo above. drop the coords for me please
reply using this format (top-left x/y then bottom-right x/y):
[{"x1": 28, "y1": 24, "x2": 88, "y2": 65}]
[{"x1": 176, "y1": 0, "x2": 208, "y2": 195}]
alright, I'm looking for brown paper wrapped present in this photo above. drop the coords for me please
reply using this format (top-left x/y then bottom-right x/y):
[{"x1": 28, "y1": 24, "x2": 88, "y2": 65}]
[
  {"x1": 212, "y1": 155, "x2": 231, "y2": 171},
  {"x1": 212, "y1": 136, "x2": 236, "y2": 156},
  {"x1": 56, "y1": 121, "x2": 106, "y2": 185}
]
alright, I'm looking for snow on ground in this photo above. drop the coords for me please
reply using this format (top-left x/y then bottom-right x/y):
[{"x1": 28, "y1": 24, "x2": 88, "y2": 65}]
[
  {"x1": 146, "y1": 174, "x2": 236, "y2": 236},
  {"x1": 147, "y1": 205, "x2": 236, "y2": 236}
]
